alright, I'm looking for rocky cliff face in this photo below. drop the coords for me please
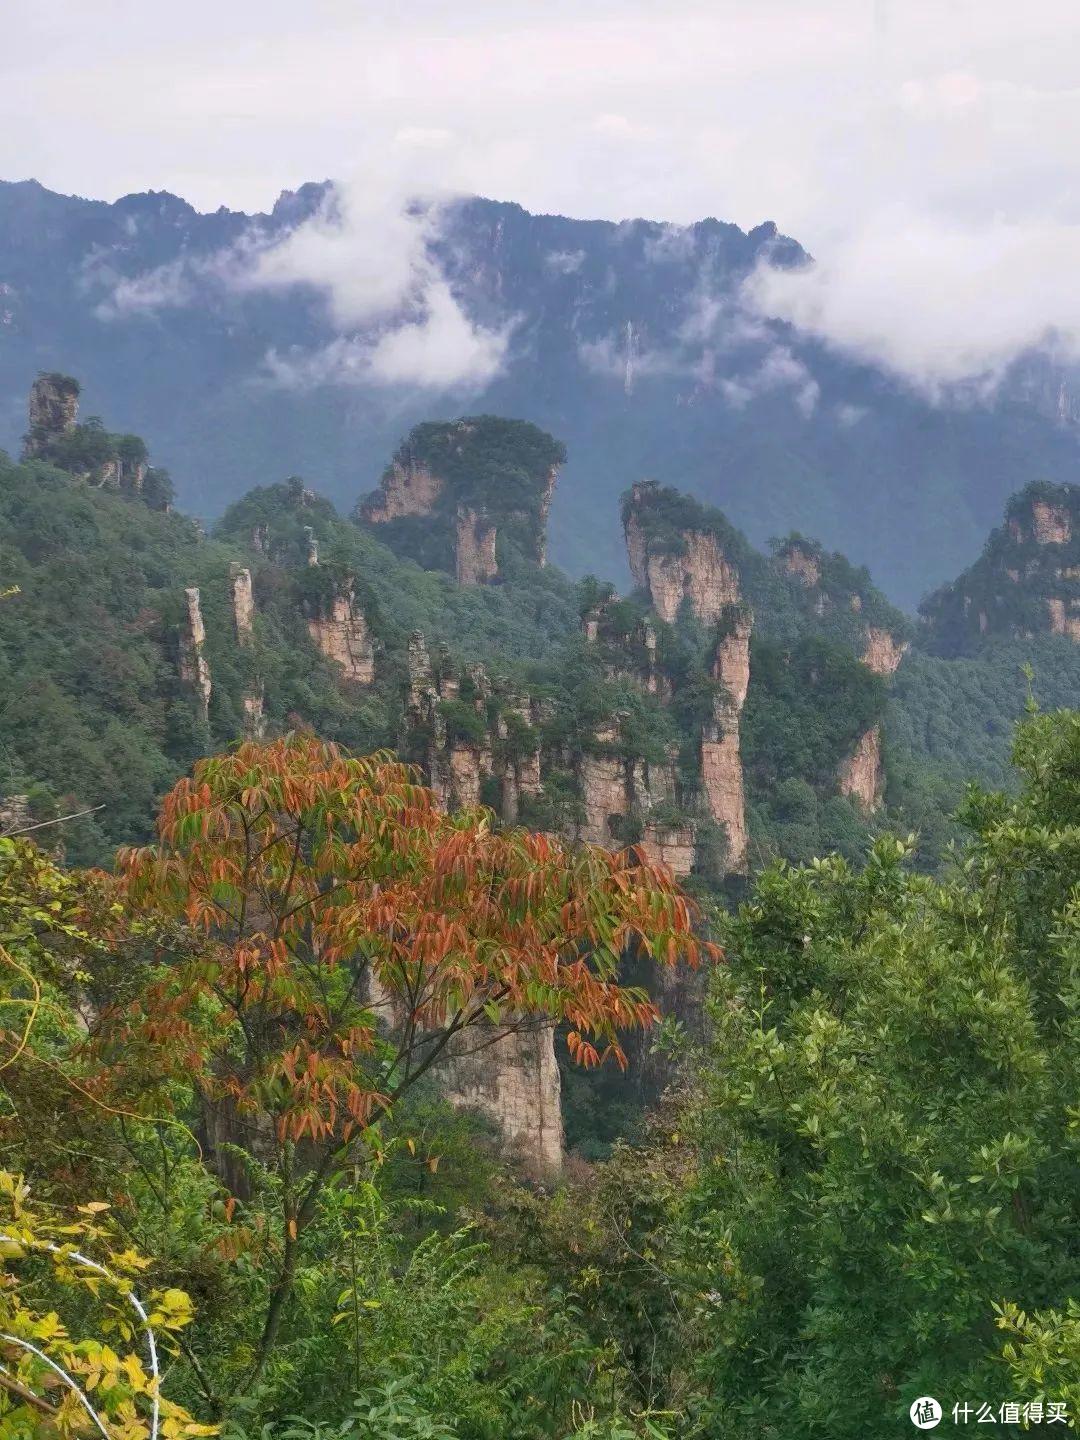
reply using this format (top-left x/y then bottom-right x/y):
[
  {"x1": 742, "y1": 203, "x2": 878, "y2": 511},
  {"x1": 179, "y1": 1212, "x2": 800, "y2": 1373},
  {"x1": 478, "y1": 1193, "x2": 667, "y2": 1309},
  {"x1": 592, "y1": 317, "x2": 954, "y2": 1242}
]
[
  {"x1": 577, "y1": 728, "x2": 631, "y2": 846},
  {"x1": 406, "y1": 634, "x2": 486, "y2": 810},
  {"x1": 441, "y1": 1023, "x2": 564, "y2": 1181},
  {"x1": 229, "y1": 564, "x2": 255, "y2": 642},
  {"x1": 836, "y1": 625, "x2": 908, "y2": 812},
  {"x1": 178, "y1": 586, "x2": 212, "y2": 721},
  {"x1": 455, "y1": 507, "x2": 498, "y2": 586},
  {"x1": 862, "y1": 626, "x2": 908, "y2": 679},
  {"x1": 361, "y1": 455, "x2": 444, "y2": 523},
  {"x1": 779, "y1": 541, "x2": 821, "y2": 588},
  {"x1": 229, "y1": 565, "x2": 265, "y2": 736},
  {"x1": 768, "y1": 533, "x2": 910, "y2": 815},
  {"x1": 640, "y1": 820, "x2": 697, "y2": 877},
  {"x1": 921, "y1": 483, "x2": 1080, "y2": 655},
  {"x1": 1012, "y1": 498, "x2": 1072, "y2": 547},
  {"x1": 358, "y1": 418, "x2": 565, "y2": 587},
  {"x1": 700, "y1": 608, "x2": 752, "y2": 871},
  {"x1": 401, "y1": 631, "x2": 560, "y2": 1174},
  {"x1": 1048, "y1": 595, "x2": 1080, "y2": 641},
  {"x1": 20, "y1": 374, "x2": 171, "y2": 509},
  {"x1": 306, "y1": 582, "x2": 375, "y2": 684},
  {"x1": 838, "y1": 727, "x2": 884, "y2": 812},
  {"x1": 24, "y1": 373, "x2": 79, "y2": 458},
  {"x1": 0, "y1": 795, "x2": 31, "y2": 835},
  {"x1": 405, "y1": 633, "x2": 544, "y2": 821},
  {"x1": 624, "y1": 482, "x2": 740, "y2": 624},
  {"x1": 578, "y1": 496, "x2": 756, "y2": 877}
]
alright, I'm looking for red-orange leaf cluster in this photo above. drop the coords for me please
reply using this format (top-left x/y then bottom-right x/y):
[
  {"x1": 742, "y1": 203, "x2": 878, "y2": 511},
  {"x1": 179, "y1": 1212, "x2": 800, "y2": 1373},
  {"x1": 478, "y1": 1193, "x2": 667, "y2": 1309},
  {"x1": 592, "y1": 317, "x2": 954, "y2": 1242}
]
[{"x1": 104, "y1": 735, "x2": 718, "y2": 1146}]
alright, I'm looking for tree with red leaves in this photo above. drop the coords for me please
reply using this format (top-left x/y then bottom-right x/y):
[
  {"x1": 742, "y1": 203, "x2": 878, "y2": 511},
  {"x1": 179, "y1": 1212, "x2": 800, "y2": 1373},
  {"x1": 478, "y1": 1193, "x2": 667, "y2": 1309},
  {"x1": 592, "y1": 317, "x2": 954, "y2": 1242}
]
[{"x1": 106, "y1": 734, "x2": 715, "y2": 1388}]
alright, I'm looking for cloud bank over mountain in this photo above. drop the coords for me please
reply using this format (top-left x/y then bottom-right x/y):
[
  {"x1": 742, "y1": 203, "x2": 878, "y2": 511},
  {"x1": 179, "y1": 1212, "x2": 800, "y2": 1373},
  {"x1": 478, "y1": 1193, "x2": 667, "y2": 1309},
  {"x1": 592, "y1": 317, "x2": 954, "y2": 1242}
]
[
  {"x1": 13, "y1": 1, "x2": 1080, "y2": 399},
  {"x1": 92, "y1": 177, "x2": 512, "y2": 392},
  {"x1": 746, "y1": 209, "x2": 1080, "y2": 396}
]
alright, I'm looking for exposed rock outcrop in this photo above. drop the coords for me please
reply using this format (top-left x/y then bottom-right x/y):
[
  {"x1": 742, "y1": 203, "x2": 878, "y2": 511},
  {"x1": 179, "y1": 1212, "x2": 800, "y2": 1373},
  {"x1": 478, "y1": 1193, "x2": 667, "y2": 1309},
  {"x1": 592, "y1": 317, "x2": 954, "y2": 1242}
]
[
  {"x1": 24, "y1": 373, "x2": 79, "y2": 458},
  {"x1": 862, "y1": 626, "x2": 908, "y2": 678},
  {"x1": 229, "y1": 564, "x2": 255, "y2": 643},
  {"x1": 837, "y1": 625, "x2": 909, "y2": 813},
  {"x1": 1011, "y1": 499, "x2": 1072, "y2": 547},
  {"x1": 306, "y1": 582, "x2": 375, "y2": 684},
  {"x1": 229, "y1": 565, "x2": 264, "y2": 734},
  {"x1": 575, "y1": 722, "x2": 685, "y2": 855},
  {"x1": 838, "y1": 727, "x2": 884, "y2": 813},
  {"x1": 21, "y1": 373, "x2": 169, "y2": 509},
  {"x1": 178, "y1": 587, "x2": 212, "y2": 721},
  {"x1": 405, "y1": 636, "x2": 544, "y2": 819},
  {"x1": 362, "y1": 455, "x2": 444, "y2": 523},
  {"x1": 623, "y1": 481, "x2": 740, "y2": 624},
  {"x1": 582, "y1": 599, "x2": 671, "y2": 699},
  {"x1": 700, "y1": 608, "x2": 752, "y2": 872},
  {"x1": 441, "y1": 1023, "x2": 563, "y2": 1181},
  {"x1": 640, "y1": 821, "x2": 696, "y2": 877},
  {"x1": 1048, "y1": 595, "x2": 1080, "y2": 642},
  {"x1": 536, "y1": 465, "x2": 559, "y2": 568},
  {"x1": 779, "y1": 540, "x2": 821, "y2": 587},
  {"x1": 578, "y1": 728, "x2": 631, "y2": 846},
  {"x1": 406, "y1": 635, "x2": 483, "y2": 809},
  {"x1": 241, "y1": 688, "x2": 266, "y2": 739},
  {"x1": 922, "y1": 483, "x2": 1080, "y2": 654},
  {"x1": 455, "y1": 507, "x2": 498, "y2": 586},
  {"x1": 0, "y1": 795, "x2": 31, "y2": 835},
  {"x1": 359, "y1": 418, "x2": 565, "y2": 587},
  {"x1": 494, "y1": 697, "x2": 544, "y2": 824},
  {"x1": 400, "y1": 631, "x2": 560, "y2": 1176}
]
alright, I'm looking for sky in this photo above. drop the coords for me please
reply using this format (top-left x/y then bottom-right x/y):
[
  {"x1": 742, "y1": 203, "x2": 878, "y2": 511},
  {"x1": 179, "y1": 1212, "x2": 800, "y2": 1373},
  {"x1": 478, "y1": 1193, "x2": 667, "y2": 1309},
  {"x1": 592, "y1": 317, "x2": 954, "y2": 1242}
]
[{"x1": 6, "y1": 0, "x2": 1080, "y2": 391}]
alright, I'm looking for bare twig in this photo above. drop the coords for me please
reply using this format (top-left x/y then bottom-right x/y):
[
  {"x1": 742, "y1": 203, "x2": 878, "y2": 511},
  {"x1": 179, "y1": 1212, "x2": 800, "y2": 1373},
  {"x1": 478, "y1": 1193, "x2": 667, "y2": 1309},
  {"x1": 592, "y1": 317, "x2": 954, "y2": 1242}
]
[{"x1": 2, "y1": 805, "x2": 105, "y2": 838}]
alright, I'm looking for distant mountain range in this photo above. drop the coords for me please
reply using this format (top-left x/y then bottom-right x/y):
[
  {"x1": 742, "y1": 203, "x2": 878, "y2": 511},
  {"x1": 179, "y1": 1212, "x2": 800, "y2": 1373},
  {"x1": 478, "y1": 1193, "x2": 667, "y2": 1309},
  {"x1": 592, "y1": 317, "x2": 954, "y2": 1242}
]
[{"x1": 2, "y1": 176, "x2": 1080, "y2": 607}]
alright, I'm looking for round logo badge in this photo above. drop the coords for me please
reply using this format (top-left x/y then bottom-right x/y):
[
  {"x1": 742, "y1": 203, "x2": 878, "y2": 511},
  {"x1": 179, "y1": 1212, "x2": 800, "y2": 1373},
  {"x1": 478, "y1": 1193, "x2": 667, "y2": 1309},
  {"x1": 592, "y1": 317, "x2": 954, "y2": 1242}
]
[{"x1": 910, "y1": 1397, "x2": 942, "y2": 1430}]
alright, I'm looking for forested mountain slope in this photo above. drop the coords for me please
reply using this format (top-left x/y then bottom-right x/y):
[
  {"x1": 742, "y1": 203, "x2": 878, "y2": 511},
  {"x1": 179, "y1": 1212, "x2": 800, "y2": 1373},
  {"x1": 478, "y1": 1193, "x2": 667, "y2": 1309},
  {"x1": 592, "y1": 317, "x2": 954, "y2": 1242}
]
[
  {"x1": 4, "y1": 372, "x2": 1078, "y2": 878},
  {"x1": 4, "y1": 178, "x2": 1080, "y2": 603},
  {"x1": 4, "y1": 373, "x2": 1080, "y2": 1437}
]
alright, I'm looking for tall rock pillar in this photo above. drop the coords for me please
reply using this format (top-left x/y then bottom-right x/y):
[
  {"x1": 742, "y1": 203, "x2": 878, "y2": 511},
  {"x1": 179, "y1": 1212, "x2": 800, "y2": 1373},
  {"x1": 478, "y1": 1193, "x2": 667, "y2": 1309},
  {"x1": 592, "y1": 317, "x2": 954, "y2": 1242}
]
[
  {"x1": 700, "y1": 607, "x2": 752, "y2": 873},
  {"x1": 178, "y1": 587, "x2": 212, "y2": 723}
]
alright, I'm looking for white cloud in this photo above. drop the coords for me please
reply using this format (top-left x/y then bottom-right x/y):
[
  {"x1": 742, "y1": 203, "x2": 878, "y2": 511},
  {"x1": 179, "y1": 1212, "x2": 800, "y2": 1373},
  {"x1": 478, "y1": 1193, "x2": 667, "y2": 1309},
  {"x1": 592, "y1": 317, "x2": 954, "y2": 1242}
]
[
  {"x1": 95, "y1": 257, "x2": 195, "y2": 316},
  {"x1": 90, "y1": 241, "x2": 253, "y2": 318},
  {"x1": 745, "y1": 209, "x2": 1080, "y2": 394},
  {"x1": 545, "y1": 248, "x2": 585, "y2": 274},
  {"x1": 244, "y1": 178, "x2": 511, "y2": 390},
  {"x1": 720, "y1": 345, "x2": 820, "y2": 415},
  {"x1": 262, "y1": 292, "x2": 510, "y2": 391},
  {"x1": 244, "y1": 183, "x2": 433, "y2": 327},
  {"x1": 365, "y1": 279, "x2": 510, "y2": 388},
  {"x1": 578, "y1": 327, "x2": 690, "y2": 390},
  {"x1": 10, "y1": 0, "x2": 1080, "y2": 402},
  {"x1": 91, "y1": 172, "x2": 512, "y2": 392},
  {"x1": 592, "y1": 112, "x2": 656, "y2": 142},
  {"x1": 393, "y1": 126, "x2": 455, "y2": 151}
]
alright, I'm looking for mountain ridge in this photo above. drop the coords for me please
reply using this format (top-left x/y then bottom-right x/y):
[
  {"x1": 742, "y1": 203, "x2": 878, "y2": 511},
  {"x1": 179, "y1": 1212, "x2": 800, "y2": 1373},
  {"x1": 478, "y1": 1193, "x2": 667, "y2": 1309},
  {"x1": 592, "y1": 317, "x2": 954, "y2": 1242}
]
[
  {"x1": 3, "y1": 178, "x2": 1080, "y2": 607},
  {"x1": 5, "y1": 369, "x2": 1079, "y2": 881}
]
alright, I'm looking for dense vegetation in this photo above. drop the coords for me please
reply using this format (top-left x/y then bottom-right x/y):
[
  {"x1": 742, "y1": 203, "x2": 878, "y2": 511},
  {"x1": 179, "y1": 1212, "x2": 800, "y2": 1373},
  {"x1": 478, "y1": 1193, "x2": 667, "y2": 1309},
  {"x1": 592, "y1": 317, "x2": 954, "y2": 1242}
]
[
  {"x1": 356, "y1": 417, "x2": 566, "y2": 571},
  {"x1": 5, "y1": 395, "x2": 1077, "y2": 885},
  {"x1": 8, "y1": 180, "x2": 1080, "y2": 606},
  {"x1": 2, "y1": 709, "x2": 1078, "y2": 1435},
  {"x1": 4, "y1": 370, "x2": 1080, "y2": 1430},
  {"x1": 0, "y1": 457, "x2": 582, "y2": 864},
  {"x1": 25, "y1": 373, "x2": 174, "y2": 511},
  {"x1": 921, "y1": 481, "x2": 1080, "y2": 656}
]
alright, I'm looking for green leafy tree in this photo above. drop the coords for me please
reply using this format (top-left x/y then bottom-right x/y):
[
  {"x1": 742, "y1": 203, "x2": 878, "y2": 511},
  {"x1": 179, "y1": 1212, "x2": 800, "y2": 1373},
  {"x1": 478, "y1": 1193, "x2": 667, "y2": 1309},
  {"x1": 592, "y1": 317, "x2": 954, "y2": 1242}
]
[{"x1": 672, "y1": 709, "x2": 1080, "y2": 1436}]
